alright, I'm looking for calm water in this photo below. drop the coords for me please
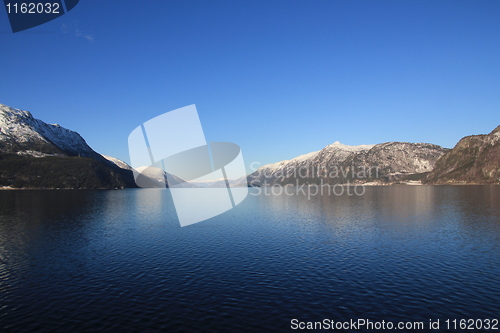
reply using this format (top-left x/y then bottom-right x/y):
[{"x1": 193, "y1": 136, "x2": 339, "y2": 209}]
[{"x1": 0, "y1": 186, "x2": 499, "y2": 332}]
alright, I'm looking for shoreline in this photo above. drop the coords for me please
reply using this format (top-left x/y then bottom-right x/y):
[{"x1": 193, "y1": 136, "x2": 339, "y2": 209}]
[{"x1": 2, "y1": 183, "x2": 500, "y2": 190}]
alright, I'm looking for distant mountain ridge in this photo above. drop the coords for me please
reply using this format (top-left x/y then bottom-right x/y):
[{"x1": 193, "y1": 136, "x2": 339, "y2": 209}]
[
  {"x1": 424, "y1": 125, "x2": 500, "y2": 184},
  {"x1": 247, "y1": 141, "x2": 448, "y2": 186}
]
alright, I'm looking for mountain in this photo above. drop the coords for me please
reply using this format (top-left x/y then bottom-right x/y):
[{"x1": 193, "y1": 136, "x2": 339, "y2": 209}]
[
  {"x1": 102, "y1": 155, "x2": 133, "y2": 170},
  {"x1": 247, "y1": 141, "x2": 448, "y2": 186},
  {"x1": 0, "y1": 103, "x2": 106, "y2": 162},
  {"x1": 424, "y1": 125, "x2": 500, "y2": 184},
  {"x1": 102, "y1": 155, "x2": 196, "y2": 188},
  {"x1": 0, "y1": 103, "x2": 136, "y2": 189}
]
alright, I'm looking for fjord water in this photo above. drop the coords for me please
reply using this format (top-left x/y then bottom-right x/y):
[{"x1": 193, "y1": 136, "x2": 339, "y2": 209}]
[{"x1": 0, "y1": 186, "x2": 499, "y2": 332}]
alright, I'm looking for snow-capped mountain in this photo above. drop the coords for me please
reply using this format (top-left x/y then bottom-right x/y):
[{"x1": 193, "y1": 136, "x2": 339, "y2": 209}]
[
  {"x1": 247, "y1": 141, "x2": 448, "y2": 186},
  {"x1": 0, "y1": 103, "x2": 139, "y2": 189},
  {"x1": 0, "y1": 103, "x2": 105, "y2": 162},
  {"x1": 102, "y1": 155, "x2": 133, "y2": 170},
  {"x1": 102, "y1": 155, "x2": 196, "y2": 188}
]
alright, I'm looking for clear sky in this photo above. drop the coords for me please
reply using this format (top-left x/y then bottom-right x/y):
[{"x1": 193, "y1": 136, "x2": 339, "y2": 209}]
[{"x1": 1, "y1": 0, "x2": 499, "y2": 170}]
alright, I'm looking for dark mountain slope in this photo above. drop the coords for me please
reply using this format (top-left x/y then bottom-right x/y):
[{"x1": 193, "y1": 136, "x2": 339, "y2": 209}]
[
  {"x1": 424, "y1": 125, "x2": 500, "y2": 184},
  {"x1": 0, "y1": 153, "x2": 136, "y2": 189}
]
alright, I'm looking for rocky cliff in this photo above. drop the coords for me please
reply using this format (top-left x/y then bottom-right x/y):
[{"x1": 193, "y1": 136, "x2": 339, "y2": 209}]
[{"x1": 424, "y1": 126, "x2": 500, "y2": 184}]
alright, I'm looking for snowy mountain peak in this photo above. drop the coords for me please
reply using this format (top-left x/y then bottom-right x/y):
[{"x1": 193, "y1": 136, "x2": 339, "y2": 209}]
[
  {"x1": 0, "y1": 103, "x2": 104, "y2": 161},
  {"x1": 326, "y1": 141, "x2": 375, "y2": 151},
  {"x1": 0, "y1": 104, "x2": 33, "y2": 119}
]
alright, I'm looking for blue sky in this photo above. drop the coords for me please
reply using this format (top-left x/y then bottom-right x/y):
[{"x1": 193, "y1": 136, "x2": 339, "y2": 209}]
[{"x1": 1, "y1": 0, "x2": 499, "y2": 170}]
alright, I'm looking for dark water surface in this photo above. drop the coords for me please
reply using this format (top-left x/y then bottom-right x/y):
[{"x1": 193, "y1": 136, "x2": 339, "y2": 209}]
[{"x1": 0, "y1": 186, "x2": 499, "y2": 332}]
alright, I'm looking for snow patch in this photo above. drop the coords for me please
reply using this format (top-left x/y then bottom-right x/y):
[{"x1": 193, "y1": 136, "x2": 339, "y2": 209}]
[
  {"x1": 327, "y1": 141, "x2": 375, "y2": 151},
  {"x1": 102, "y1": 155, "x2": 132, "y2": 170},
  {"x1": 16, "y1": 150, "x2": 62, "y2": 158}
]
